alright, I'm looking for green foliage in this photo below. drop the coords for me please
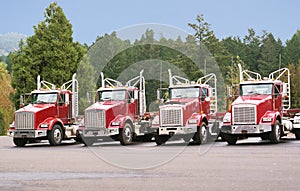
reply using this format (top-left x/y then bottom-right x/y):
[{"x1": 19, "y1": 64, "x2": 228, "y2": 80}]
[
  {"x1": 258, "y1": 32, "x2": 283, "y2": 77},
  {"x1": 0, "y1": 62, "x2": 14, "y2": 135},
  {"x1": 283, "y1": 30, "x2": 300, "y2": 66},
  {"x1": 10, "y1": 2, "x2": 86, "y2": 109},
  {"x1": 77, "y1": 55, "x2": 96, "y2": 114}
]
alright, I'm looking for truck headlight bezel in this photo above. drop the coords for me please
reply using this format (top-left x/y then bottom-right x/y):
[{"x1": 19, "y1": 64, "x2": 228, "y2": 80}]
[
  {"x1": 262, "y1": 117, "x2": 272, "y2": 122},
  {"x1": 188, "y1": 119, "x2": 198, "y2": 124},
  {"x1": 111, "y1": 121, "x2": 121, "y2": 126},
  {"x1": 223, "y1": 113, "x2": 231, "y2": 123},
  {"x1": 40, "y1": 124, "x2": 49, "y2": 128}
]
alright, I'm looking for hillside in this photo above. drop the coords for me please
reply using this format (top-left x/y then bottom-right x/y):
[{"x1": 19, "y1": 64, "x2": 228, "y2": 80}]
[{"x1": 0, "y1": 33, "x2": 26, "y2": 55}]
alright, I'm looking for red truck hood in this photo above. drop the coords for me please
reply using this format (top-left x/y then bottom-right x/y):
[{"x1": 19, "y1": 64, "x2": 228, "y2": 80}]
[
  {"x1": 86, "y1": 101, "x2": 125, "y2": 111},
  {"x1": 16, "y1": 104, "x2": 55, "y2": 113},
  {"x1": 232, "y1": 95, "x2": 272, "y2": 106},
  {"x1": 165, "y1": 98, "x2": 198, "y2": 105}
]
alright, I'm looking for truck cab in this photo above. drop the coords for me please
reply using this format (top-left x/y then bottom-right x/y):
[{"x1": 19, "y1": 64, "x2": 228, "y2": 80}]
[
  {"x1": 9, "y1": 74, "x2": 80, "y2": 146},
  {"x1": 221, "y1": 65, "x2": 292, "y2": 144},
  {"x1": 153, "y1": 69, "x2": 220, "y2": 145},
  {"x1": 79, "y1": 70, "x2": 153, "y2": 146}
]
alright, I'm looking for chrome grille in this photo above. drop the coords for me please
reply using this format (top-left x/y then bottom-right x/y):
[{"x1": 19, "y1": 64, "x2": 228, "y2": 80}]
[
  {"x1": 15, "y1": 112, "x2": 34, "y2": 129},
  {"x1": 85, "y1": 109, "x2": 106, "y2": 128},
  {"x1": 232, "y1": 105, "x2": 256, "y2": 125},
  {"x1": 160, "y1": 107, "x2": 183, "y2": 127}
]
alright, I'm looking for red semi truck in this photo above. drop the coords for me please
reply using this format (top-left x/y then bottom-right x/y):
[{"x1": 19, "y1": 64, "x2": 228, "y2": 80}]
[
  {"x1": 8, "y1": 74, "x2": 80, "y2": 146},
  {"x1": 221, "y1": 64, "x2": 300, "y2": 144},
  {"x1": 78, "y1": 70, "x2": 153, "y2": 146},
  {"x1": 152, "y1": 69, "x2": 223, "y2": 145}
]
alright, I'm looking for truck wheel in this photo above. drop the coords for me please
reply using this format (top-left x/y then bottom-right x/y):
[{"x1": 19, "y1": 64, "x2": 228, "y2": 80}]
[
  {"x1": 192, "y1": 122, "x2": 208, "y2": 145},
  {"x1": 295, "y1": 130, "x2": 300, "y2": 140},
  {"x1": 268, "y1": 120, "x2": 281, "y2": 144},
  {"x1": 155, "y1": 135, "x2": 170, "y2": 145},
  {"x1": 74, "y1": 130, "x2": 83, "y2": 143},
  {"x1": 119, "y1": 122, "x2": 133, "y2": 145},
  {"x1": 223, "y1": 134, "x2": 237, "y2": 145},
  {"x1": 13, "y1": 138, "x2": 27, "y2": 147},
  {"x1": 48, "y1": 124, "x2": 63, "y2": 146}
]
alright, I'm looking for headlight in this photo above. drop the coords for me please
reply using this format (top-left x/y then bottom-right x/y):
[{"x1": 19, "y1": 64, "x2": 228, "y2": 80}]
[
  {"x1": 262, "y1": 117, "x2": 272, "y2": 122},
  {"x1": 40, "y1": 124, "x2": 49, "y2": 128},
  {"x1": 223, "y1": 113, "x2": 231, "y2": 123},
  {"x1": 111, "y1": 121, "x2": 120, "y2": 126},
  {"x1": 10, "y1": 123, "x2": 15, "y2": 129},
  {"x1": 188, "y1": 119, "x2": 198, "y2": 124}
]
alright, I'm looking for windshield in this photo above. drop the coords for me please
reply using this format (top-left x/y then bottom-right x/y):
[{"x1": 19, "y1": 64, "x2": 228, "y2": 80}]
[
  {"x1": 170, "y1": 87, "x2": 199, "y2": 98},
  {"x1": 31, "y1": 93, "x2": 58, "y2": 104},
  {"x1": 98, "y1": 90, "x2": 126, "y2": 101},
  {"x1": 240, "y1": 83, "x2": 273, "y2": 96}
]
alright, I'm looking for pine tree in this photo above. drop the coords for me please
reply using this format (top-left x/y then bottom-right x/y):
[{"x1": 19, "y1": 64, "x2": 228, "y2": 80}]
[
  {"x1": 0, "y1": 62, "x2": 14, "y2": 135},
  {"x1": 10, "y1": 2, "x2": 86, "y2": 108},
  {"x1": 258, "y1": 32, "x2": 283, "y2": 77},
  {"x1": 283, "y1": 30, "x2": 300, "y2": 66}
]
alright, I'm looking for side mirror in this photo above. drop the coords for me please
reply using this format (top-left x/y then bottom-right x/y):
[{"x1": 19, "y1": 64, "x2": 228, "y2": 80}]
[
  {"x1": 227, "y1": 86, "x2": 232, "y2": 98},
  {"x1": 282, "y1": 83, "x2": 288, "y2": 97},
  {"x1": 86, "y1": 91, "x2": 96, "y2": 104},
  {"x1": 128, "y1": 98, "x2": 135, "y2": 103},
  {"x1": 157, "y1": 89, "x2": 161, "y2": 100}
]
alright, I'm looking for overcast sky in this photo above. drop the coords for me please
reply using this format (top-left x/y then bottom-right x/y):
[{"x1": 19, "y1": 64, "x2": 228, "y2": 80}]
[{"x1": 1, "y1": 0, "x2": 300, "y2": 45}]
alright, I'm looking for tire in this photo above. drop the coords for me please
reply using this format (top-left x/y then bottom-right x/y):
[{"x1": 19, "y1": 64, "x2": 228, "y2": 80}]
[
  {"x1": 223, "y1": 134, "x2": 238, "y2": 145},
  {"x1": 13, "y1": 138, "x2": 27, "y2": 147},
  {"x1": 154, "y1": 135, "x2": 170, "y2": 145},
  {"x1": 119, "y1": 122, "x2": 133, "y2": 145},
  {"x1": 192, "y1": 122, "x2": 208, "y2": 145},
  {"x1": 268, "y1": 120, "x2": 281, "y2": 144},
  {"x1": 48, "y1": 124, "x2": 63, "y2": 146},
  {"x1": 74, "y1": 130, "x2": 83, "y2": 143},
  {"x1": 295, "y1": 130, "x2": 300, "y2": 140}
]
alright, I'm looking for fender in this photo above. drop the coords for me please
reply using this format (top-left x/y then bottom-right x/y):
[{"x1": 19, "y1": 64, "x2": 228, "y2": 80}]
[
  {"x1": 39, "y1": 117, "x2": 64, "y2": 130},
  {"x1": 108, "y1": 115, "x2": 134, "y2": 129},
  {"x1": 198, "y1": 113, "x2": 208, "y2": 126},
  {"x1": 259, "y1": 111, "x2": 280, "y2": 125},
  {"x1": 185, "y1": 112, "x2": 207, "y2": 127}
]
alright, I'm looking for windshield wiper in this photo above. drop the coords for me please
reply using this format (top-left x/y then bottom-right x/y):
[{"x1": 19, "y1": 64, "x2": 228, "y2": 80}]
[
  {"x1": 36, "y1": 100, "x2": 48, "y2": 104},
  {"x1": 101, "y1": 97, "x2": 112, "y2": 101}
]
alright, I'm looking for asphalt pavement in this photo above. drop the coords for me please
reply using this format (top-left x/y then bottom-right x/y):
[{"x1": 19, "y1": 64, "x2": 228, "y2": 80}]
[{"x1": 1, "y1": 135, "x2": 300, "y2": 191}]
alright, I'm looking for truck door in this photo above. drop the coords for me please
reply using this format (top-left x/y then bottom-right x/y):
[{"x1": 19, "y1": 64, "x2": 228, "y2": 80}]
[
  {"x1": 128, "y1": 90, "x2": 138, "y2": 118},
  {"x1": 274, "y1": 84, "x2": 282, "y2": 110},
  {"x1": 200, "y1": 87, "x2": 210, "y2": 114},
  {"x1": 58, "y1": 92, "x2": 69, "y2": 123}
]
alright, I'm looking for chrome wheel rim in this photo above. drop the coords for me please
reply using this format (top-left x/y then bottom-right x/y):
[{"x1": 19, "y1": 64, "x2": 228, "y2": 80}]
[
  {"x1": 54, "y1": 128, "x2": 62, "y2": 143},
  {"x1": 124, "y1": 126, "x2": 132, "y2": 142}
]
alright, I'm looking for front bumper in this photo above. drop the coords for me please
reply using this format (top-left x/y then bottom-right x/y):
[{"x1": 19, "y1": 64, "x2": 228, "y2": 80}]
[
  {"x1": 8, "y1": 129, "x2": 47, "y2": 138},
  {"x1": 221, "y1": 124, "x2": 272, "y2": 134},
  {"x1": 158, "y1": 126, "x2": 197, "y2": 135},
  {"x1": 80, "y1": 128, "x2": 119, "y2": 137}
]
